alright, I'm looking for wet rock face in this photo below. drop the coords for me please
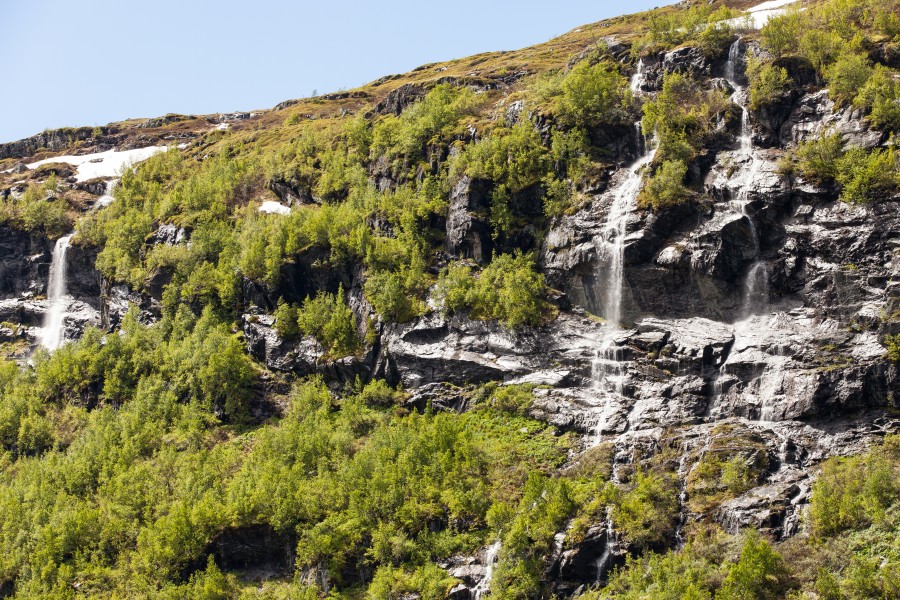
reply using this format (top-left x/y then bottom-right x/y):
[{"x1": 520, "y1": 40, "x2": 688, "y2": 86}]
[
  {"x1": 446, "y1": 176, "x2": 494, "y2": 263},
  {"x1": 0, "y1": 226, "x2": 51, "y2": 299}
]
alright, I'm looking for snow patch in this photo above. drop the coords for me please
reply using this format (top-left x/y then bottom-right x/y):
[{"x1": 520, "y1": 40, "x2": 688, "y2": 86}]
[
  {"x1": 26, "y1": 146, "x2": 169, "y2": 182},
  {"x1": 258, "y1": 201, "x2": 291, "y2": 215}
]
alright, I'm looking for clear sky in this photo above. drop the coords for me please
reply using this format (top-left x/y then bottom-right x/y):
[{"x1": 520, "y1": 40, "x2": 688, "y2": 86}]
[{"x1": 0, "y1": 1, "x2": 669, "y2": 143}]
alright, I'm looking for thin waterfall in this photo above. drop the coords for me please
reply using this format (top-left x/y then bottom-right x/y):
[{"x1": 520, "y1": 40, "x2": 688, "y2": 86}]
[
  {"x1": 709, "y1": 40, "x2": 772, "y2": 418},
  {"x1": 724, "y1": 38, "x2": 768, "y2": 319},
  {"x1": 94, "y1": 178, "x2": 118, "y2": 209},
  {"x1": 472, "y1": 540, "x2": 501, "y2": 600},
  {"x1": 591, "y1": 60, "x2": 656, "y2": 437},
  {"x1": 40, "y1": 234, "x2": 74, "y2": 351}
]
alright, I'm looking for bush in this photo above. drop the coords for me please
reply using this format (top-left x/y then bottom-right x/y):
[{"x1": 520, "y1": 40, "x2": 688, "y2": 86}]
[
  {"x1": 746, "y1": 56, "x2": 792, "y2": 111},
  {"x1": 809, "y1": 435, "x2": 900, "y2": 537},
  {"x1": 642, "y1": 72, "x2": 729, "y2": 164},
  {"x1": 760, "y1": 8, "x2": 803, "y2": 57},
  {"x1": 297, "y1": 285, "x2": 361, "y2": 358},
  {"x1": 835, "y1": 145, "x2": 899, "y2": 203},
  {"x1": 718, "y1": 531, "x2": 791, "y2": 600},
  {"x1": 611, "y1": 470, "x2": 679, "y2": 551},
  {"x1": 638, "y1": 160, "x2": 689, "y2": 211},
  {"x1": 435, "y1": 253, "x2": 553, "y2": 329},
  {"x1": 826, "y1": 52, "x2": 873, "y2": 106},
  {"x1": 557, "y1": 60, "x2": 634, "y2": 129},
  {"x1": 273, "y1": 300, "x2": 300, "y2": 340},
  {"x1": 370, "y1": 83, "x2": 480, "y2": 165},
  {"x1": 854, "y1": 65, "x2": 900, "y2": 132},
  {"x1": 795, "y1": 132, "x2": 844, "y2": 183}
]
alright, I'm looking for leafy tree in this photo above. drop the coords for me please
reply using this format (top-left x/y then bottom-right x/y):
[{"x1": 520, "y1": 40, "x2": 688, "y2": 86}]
[
  {"x1": 639, "y1": 160, "x2": 690, "y2": 211},
  {"x1": 717, "y1": 531, "x2": 791, "y2": 600}
]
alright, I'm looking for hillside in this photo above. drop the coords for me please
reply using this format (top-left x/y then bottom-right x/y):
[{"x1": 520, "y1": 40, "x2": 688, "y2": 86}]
[{"x1": 1, "y1": 0, "x2": 900, "y2": 598}]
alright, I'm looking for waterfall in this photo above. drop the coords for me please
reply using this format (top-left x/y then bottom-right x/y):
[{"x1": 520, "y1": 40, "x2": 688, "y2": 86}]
[
  {"x1": 40, "y1": 234, "x2": 74, "y2": 351},
  {"x1": 94, "y1": 178, "x2": 118, "y2": 209},
  {"x1": 590, "y1": 65, "x2": 656, "y2": 439},
  {"x1": 630, "y1": 59, "x2": 646, "y2": 94},
  {"x1": 593, "y1": 509, "x2": 617, "y2": 584},
  {"x1": 724, "y1": 38, "x2": 769, "y2": 319},
  {"x1": 472, "y1": 541, "x2": 501, "y2": 600}
]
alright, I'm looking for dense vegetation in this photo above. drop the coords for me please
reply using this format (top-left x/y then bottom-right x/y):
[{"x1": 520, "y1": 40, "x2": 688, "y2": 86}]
[{"x1": 0, "y1": 0, "x2": 899, "y2": 597}]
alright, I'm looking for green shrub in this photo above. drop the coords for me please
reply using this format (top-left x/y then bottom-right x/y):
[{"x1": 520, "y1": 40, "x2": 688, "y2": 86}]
[
  {"x1": 760, "y1": 8, "x2": 803, "y2": 57},
  {"x1": 611, "y1": 470, "x2": 679, "y2": 551},
  {"x1": 835, "y1": 145, "x2": 899, "y2": 203},
  {"x1": 273, "y1": 300, "x2": 300, "y2": 340},
  {"x1": 638, "y1": 160, "x2": 690, "y2": 211},
  {"x1": 795, "y1": 132, "x2": 844, "y2": 183},
  {"x1": 451, "y1": 121, "x2": 549, "y2": 194},
  {"x1": 886, "y1": 334, "x2": 900, "y2": 362},
  {"x1": 642, "y1": 72, "x2": 729, "y2": 164},
  {"x1": 435, "y1": 253, "x2": 553, "y2": 329},
  {"x1": 0, "y1": 179, "x2": 71, "y2": 238},
  {"x1": 718, "y1": 531, "x2": 791, "y2": 600},
  {"x1": 489, "y1": 474, "x2": 575, "y2": 600},
  {"x1": 297, "y1": 285, "x2": 361, "y2": 358},
  {"x1": 854, "y1": 65, "x2": 900, "y2": 132},
  {"x1": 746, "y1": 56, "x2": 792, "y2": 111},
  {"x1": 370, "y1": 83, "x2": 480, "y2": 165},
  {"x1": 557, "y1": 60, "x2": 634, "y2": 129},
  {"x1": 364, "y1": 270, "x2": 422, "y2": 323},
  {"x1": 809, "y1": 435, "x2": 900, "y2": 537},
  {"x1": 826, "y1": 52, "x2": 873, "y2": 106}
]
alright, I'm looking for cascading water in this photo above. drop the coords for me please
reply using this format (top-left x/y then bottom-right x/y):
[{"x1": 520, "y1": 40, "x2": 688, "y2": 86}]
[
  {"x1": 94, "y1": 178, "x2": 118, "y2": 209},
  {"x1": 708, "y1": 40, "x2": 773, "y2": 418},
  {"x1": 472, "y1": 540, "x2": 501, "y2": 600},
  {"x1": 591, "y1": 59, "x2": 656, "y2": 439},
  {"x1": 40, "y1": 234, "x2": 74, "y2": 351},
  {"x1": 724, "y1": 38, "x2": 768, "y2": 314}
]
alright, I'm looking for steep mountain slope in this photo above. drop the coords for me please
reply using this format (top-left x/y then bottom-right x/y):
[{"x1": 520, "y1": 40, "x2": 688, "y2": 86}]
[{"x1": 1, "y1": 0, "x2": 899, "y2": 598}]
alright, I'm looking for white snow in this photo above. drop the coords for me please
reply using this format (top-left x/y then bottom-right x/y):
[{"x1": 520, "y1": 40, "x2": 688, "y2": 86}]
[
  {"x1": 26, "y1": 145, "x2": 169, "y2": 182},
  {"x1": 748, "y1": 0, "x2": 797, "y2": 12},
  {"x1": 258, "y1": 201, "x2": 291, "y2": 215},
  {"x1": 724, "y1": 0, "x2": 799, "y2": 29}
]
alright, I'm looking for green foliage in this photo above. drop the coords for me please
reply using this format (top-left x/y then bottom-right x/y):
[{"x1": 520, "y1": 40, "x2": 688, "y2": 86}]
[
  {"x1": 639, "y1": 160, "x2": 690, "y2": 211},
  {"x1": 296, "y1": 285, "x2": 362, "y2": 359},
  {"x1": 826, "y1": 52, "x2": 873, "y2": 106},
  {"x1": 835, "y1": 145, "x2": 899, "y2": 203},
  {"x1": 0, "y1": 179, "x2": 71, "y2": 238},
  {"x1": 557, "y1": 60, "x2": 634, "y2": 129},
  {"x1": 611, "y1": 470, "x2": 679, "y2": 551},
  {"x1": 436, "y1": 253, "x2": 553, "y2": 329},
  {"x1": 686, "y1": 426, "x2": 768, "y2": 514},
  {"x1": 466, "y1": 122, "x2": 548, "y2": 193},
  {"x1": 489, "y1": 474, "x2": 575, "y2": 600},
  {"x1": 809, "y1": 435, "x2": 900, "y2": 536},
  {"x1": 633, "y1": 5, "x2": 738, "y2": 56},
  {"x1": 761, "y1": 8, "x2": 803, "y2": 57},
  {"x1": 642, "y1": 72, "x2": 729, "y2": 164},
  {"x1": 795, "y1": 132, "x2": 845, "y2": 183},
  {"x1": 718, "y1": 531, "x2": 791, "y2": 600},
  {"x1": 854, "y1": 65, "x2": 900, "y2": 132},
  {"x1": 371, "y1": 83, "x2": 480, "y2": 166},
  {"x1": 885, "y1": 334, "x2": 900, "y2": 362},
  {"x1": 746, "y1": 56, "x2": 792, "y2": 111}
]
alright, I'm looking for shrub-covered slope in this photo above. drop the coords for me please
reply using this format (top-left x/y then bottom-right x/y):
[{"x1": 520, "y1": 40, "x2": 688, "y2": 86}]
[{"x1": 1, "y1": 0, "x2": 900, "y2": 598}]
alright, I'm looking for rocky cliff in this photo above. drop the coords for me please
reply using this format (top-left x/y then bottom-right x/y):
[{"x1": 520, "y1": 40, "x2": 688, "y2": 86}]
[{"x1": 0, "y1": 1, "x2": 898, "y2": 597}]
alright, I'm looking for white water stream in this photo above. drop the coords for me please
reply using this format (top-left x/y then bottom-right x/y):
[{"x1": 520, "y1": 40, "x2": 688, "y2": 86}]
[
  {"x1": 591, "y1": 61, "x2": 656, "y2": 441},
  {"x1": 472, "y1": 540, "x2": 501, "y2": 600},
  {"x1": 40, "y1": 234, "x2": 74, "y2": 351}
]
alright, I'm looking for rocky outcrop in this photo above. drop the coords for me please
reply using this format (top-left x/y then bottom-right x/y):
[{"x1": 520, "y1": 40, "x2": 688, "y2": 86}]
[
  {"x1": 446, "y1": 177, "x2": 493, "y2": 262},
  {"x1": 0, "y1": 126, "x2": 113, "y2": 161},
  {"x1": 0, "y1": 226, "x2": 51, "y2": 299}
]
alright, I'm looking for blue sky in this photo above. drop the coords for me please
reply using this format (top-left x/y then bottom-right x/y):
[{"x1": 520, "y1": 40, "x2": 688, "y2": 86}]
[{"x1": 0, "y1": 1, "x2": 669, "y2": 143}]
